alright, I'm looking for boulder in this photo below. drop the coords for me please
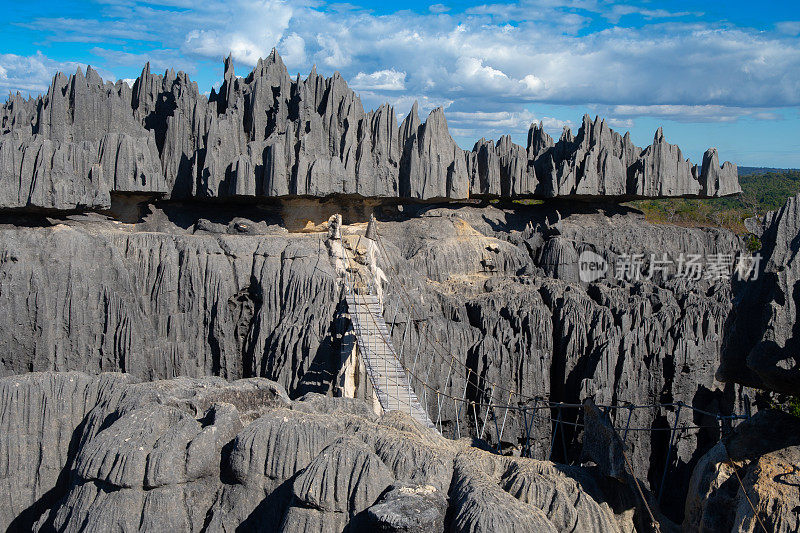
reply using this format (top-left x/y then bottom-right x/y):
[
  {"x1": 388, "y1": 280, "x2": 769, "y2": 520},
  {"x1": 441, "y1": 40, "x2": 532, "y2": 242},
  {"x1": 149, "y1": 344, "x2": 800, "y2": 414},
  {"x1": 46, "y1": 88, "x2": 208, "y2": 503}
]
[
  {"x1": 684, "y1": 410, "x2": 800, "y2": 533},
  {"x1": 356, "y1": 483, "x2": 448, "y2": 532}
]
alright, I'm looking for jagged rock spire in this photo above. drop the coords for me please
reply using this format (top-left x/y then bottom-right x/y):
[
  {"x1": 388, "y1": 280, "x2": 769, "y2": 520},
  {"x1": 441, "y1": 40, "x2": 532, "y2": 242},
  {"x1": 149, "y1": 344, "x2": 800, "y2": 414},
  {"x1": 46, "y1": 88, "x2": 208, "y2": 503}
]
[
  {"x1": 400, "y1": 101, "x2": 421, "y2": 147},
  {"x1": 223, "y1": 54, "x2": 235, "y2": 80},
  {"x1": 365, "y1": 214, "x2": 378, "y2": 241},
  {"x1": 0, "y1": 55, "x2": 741, "y2": 211}
]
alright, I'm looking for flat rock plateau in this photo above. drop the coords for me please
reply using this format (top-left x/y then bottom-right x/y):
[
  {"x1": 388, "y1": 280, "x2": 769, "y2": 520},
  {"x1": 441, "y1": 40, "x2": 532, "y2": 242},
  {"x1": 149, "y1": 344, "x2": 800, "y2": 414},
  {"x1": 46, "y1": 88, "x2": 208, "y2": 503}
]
[{"x1": 0, "y1": 53, "x2": 797, "y2": 533}]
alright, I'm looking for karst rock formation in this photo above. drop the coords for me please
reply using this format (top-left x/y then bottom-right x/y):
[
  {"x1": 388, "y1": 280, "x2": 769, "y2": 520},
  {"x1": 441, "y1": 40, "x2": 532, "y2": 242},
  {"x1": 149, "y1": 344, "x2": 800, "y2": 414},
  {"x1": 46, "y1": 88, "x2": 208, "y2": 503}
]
[
  {"x1": 0, "y1": 50, "x2": 739, "y2": 211},
  {"x1": 0, "y1": 50, "x2": 797, "y2": 533}
]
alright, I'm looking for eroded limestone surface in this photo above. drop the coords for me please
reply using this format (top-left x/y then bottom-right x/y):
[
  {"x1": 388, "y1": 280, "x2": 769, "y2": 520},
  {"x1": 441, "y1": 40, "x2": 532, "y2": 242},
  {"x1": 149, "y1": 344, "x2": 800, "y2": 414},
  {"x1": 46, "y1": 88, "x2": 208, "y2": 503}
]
[
  {"x1": 2, "y1": 372, "x2": 661, "y2": 532},
  {"x1": 0, "y1": 200, "x2": 754, "y2": 525},
  {"x1": 721, "y1": 193, "x2": 800, "y2": 394},
  {"x1": 0, "y1": 51, "x2": 740, "y2": 211}
]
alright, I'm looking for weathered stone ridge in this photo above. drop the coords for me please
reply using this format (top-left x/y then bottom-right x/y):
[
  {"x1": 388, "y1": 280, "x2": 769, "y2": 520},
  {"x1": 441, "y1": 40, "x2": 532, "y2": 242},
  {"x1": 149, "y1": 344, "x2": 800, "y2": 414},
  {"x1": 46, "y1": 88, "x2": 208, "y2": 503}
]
[
  {"x1": 0, "y1": 68, "x2": 167, "y2": 210},
  {"x1": 1, "y1": 372, "x2": 655, "y2": 532},
  {"x1": 684, "y1": 409, "x2": 800, "y2": 533},
  {"x1": 0, "y1": 201, "x2": 751, "y2": 524},
  {"x1": 720, "y1": 192, "x2": 800, "y2": 394},
  {"x1": 1, "y1": 50, "x2": 740, "y2": 210}
]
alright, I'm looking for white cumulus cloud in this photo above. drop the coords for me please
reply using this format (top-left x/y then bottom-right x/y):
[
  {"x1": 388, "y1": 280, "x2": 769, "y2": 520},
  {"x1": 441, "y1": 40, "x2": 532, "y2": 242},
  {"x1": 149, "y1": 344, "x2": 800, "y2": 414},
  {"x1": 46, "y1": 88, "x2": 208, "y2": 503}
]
[
  {"x1": 0, "y1": 52, "x2": 112, "y2": 94},
  {"x1": 609, "y1": 104, "x2": 785, "y2": 123},
  {"x1": 351, "y1": 69, "x2": 406, "y2": 91},
  {"x1": 3, "y1": 0, "x2": 800, "y2": 156}
]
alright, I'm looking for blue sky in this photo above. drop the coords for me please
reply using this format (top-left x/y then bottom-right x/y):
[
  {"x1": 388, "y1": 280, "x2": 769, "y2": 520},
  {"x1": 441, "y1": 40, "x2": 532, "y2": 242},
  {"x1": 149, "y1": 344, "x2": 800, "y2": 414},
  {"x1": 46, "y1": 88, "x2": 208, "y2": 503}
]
[{"x1": 2, "y1": 1, "x2": 799, "y2": 167}]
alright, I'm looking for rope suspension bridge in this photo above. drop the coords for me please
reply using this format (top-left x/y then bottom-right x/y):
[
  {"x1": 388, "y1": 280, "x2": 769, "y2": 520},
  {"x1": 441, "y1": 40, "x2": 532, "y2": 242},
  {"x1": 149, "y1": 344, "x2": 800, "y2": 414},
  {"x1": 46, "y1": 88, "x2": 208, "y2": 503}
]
[
  {"x1": 344, "y1": 287, "x2": 435, "y2": 428},
  {"x1": 335, "y1": 215, "x2": 751, "y2": 507}
]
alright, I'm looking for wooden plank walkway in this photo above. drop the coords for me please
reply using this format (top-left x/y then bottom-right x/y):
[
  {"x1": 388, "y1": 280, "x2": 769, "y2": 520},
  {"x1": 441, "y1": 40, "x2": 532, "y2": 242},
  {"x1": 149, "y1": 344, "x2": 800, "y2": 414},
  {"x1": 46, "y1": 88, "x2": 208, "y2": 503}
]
[{"x1": 346, "y1": 293, "x2": 435, "y2": 429}]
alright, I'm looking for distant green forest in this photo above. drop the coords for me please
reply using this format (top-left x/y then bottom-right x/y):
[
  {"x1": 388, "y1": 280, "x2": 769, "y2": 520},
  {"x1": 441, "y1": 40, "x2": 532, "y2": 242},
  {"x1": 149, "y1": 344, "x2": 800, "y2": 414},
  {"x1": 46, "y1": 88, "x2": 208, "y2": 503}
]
[{"x1": 627, "y1": 168, "x2": 800, "y2": 235}]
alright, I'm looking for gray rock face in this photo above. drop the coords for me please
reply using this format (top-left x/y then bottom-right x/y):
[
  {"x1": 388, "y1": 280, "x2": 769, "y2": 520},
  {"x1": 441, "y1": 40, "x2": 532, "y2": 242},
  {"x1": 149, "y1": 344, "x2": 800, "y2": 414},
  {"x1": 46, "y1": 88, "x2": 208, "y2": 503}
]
[
  {"x1": 0, "y1": 67, "x2": 167, "y2": 210},
  {"x1": 357, "y1": 483, "x2": 448, "y2": 532},
  {"x1": 447, "y1": 449, "x2": 639, "y2": 532},
  {"x1": 538, "y1": 236, "x2": 579, "y2": 281},
  {"x1": 532, "y1": 115, "x2": 636, "y2": 197},
  {"x1": 0, "y1": 201, "x2": 750, "y2": 524},
  {"x1": 1, "y1": 372, "x2": 654, "y2": 532},
  {"x1": 700, "y1": 148, "x2": 740, "y2": 197},
  {"x1": 0, "y1": 219, "x2": 342, "y2": 395},
  {"x1": 684, "y1": 409, "x2": 800, "y2": 533},
  {"x1": 581, "y1": 399, "x2": 627, "y2": 481},
  {"x1": 40, "y1": 376, "x2": 291, "y2": 532},
  {"x1": 400, "y1": 106, "x2": 470, "y2": 199},
  {"x1": 282, "y1": 436, "x2": 395, "y2": 530},
  {"x1": 1, "y1": 52, "x2": 739, "y2": 210},
  {"x1": 469, "y1": 134, "x2": 535, "y2": 197},
  {"x1": 0, "y1": 372, "x2": 135, "y2": 530},
  {"x1": 720, "y1": 193, "x2": 800, "y2": 394},
  {"x1": 630, "y1": 127, "x2": 699, "y2": 197}
]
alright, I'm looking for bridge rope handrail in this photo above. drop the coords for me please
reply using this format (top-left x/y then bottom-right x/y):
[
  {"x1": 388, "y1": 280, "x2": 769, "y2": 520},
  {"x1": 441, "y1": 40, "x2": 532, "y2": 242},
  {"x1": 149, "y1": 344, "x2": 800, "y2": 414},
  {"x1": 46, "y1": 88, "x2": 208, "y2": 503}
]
[
  {"x1": 370, "y1": 226, "x2": 543, "y2": 404},
  {"x1": 340, "y1": 230, "x2": 749, "y2": 511},
  {"x1": 363, "y1": 222, "x2": 748, "y2": 429},
  {"x1": 343, "y1": 246, "x2": 435, "y2": 426},
  {"x1": 342, "y1": 240, "x2": 745, "y2": 434}
]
